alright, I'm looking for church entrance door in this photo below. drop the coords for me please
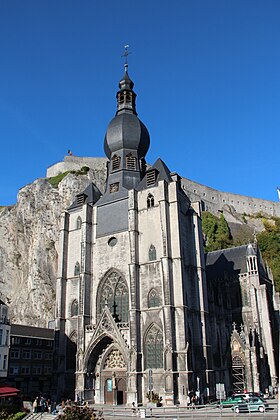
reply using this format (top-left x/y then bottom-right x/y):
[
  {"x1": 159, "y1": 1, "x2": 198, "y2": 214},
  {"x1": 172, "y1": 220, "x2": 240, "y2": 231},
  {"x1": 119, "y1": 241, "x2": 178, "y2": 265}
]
[{"x1": 117, "y1": 378, "x2": 126, "y2": 405}]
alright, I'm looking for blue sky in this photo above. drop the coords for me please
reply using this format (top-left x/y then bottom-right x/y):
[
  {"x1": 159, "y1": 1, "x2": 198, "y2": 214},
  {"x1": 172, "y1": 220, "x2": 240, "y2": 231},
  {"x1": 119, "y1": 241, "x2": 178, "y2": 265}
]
[{"x1": 0, "y1": 0, "x2": 279, "y2": 205}]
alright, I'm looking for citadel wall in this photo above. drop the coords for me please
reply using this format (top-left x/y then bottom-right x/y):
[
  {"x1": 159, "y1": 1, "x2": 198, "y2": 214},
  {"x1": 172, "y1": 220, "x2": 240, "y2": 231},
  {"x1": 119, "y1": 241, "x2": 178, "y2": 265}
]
[{"x1": 47, "y1": 156, "x2": 280, "y2": 217}]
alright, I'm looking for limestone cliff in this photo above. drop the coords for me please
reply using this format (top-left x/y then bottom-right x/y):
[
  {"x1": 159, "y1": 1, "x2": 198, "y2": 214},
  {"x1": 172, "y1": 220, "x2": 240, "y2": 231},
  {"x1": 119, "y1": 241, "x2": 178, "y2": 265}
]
[
  {"x1": 0, "y1": 156, "x2": 278, "y2": 326},
  {"x1": 0, "y1": 164, "x2": 107, "y2": 326}
]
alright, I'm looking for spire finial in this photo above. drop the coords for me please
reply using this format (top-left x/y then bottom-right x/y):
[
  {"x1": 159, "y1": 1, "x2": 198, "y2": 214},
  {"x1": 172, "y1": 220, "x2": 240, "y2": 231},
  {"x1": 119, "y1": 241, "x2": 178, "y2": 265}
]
[{"x1": 122, "y1": 44, "x2": 131, "y2": 72}]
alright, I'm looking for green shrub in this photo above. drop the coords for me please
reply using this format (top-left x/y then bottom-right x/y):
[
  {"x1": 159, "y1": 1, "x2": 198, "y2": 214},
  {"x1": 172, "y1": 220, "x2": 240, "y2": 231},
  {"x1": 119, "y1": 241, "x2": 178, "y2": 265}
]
[
  {"x1": 48, "y1": 171, "x2": 71, "y2": 187},
  {"x1": 48, "y1": 166, "x2": 90, "y2": 187},
  {"x1": 58, "y1": 405, "x2": 95, "y2": 419}
]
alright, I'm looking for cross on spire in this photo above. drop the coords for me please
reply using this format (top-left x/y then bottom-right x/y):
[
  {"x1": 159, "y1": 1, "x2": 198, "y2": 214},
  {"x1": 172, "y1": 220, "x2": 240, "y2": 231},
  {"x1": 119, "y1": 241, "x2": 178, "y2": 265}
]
[{"x1": 122, "y1": 44, "x2": 131, "y2": 71}]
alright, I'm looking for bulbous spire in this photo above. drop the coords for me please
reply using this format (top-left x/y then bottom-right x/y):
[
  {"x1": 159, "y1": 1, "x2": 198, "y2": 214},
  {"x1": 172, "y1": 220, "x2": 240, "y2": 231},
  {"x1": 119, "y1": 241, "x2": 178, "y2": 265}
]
[{"x1": 104, "y1": 66, "x2": 150, "y2": 160}]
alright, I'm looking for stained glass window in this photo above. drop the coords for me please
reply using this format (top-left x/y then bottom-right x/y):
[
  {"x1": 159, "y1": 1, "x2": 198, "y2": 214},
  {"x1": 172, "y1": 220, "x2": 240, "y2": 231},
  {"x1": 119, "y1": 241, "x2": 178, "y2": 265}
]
[
  {"x1": 99, "y1": 271, "x2": 129, "y2": 322},
  {"x1": 148, "y1": 289, "x2": 160, "y2": 308},
  {"x1": 145, "y1": 325, "x2": 163, "y2": 369}
]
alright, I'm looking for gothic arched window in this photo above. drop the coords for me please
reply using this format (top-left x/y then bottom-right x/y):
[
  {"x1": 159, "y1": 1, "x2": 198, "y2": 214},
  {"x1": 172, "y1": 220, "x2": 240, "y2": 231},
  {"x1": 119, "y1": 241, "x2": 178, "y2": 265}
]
[
  {"x1": 144, "y1": 325, "x2": 163, "y2": 369},
  {"x1": 98, "y1": 271, "x2": 129, "y2": 322},
  {"x1": 112, "y1": 155, "x2": 121, "y2": 171},
  {"x1": 74, "y1": 262, "x2": 80, "y2": 276},
  {"x1": 148, "y1": 289, "x2": 160, "y2": 308},
  {"x1": 149, "y1": 245, "x2": 157, "y2": 261},
  {"x1": 71, "y1": 299, "x2": 78, "y2": 317},
  {"x1": 76, "y1": 216, "x2": 82, "y2": 229},
  {"x1": 147, "y1": 194, "x2": 154, "y2": 208}
]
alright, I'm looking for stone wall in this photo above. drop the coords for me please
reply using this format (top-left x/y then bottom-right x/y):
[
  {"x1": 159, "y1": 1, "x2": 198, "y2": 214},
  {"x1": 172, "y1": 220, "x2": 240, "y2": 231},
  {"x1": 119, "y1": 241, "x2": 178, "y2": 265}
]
[
  {"x1": 181, "y1": 178, "x2": 280, "y2": 217},
  {"x1": 47, "y1": 156, "x2": 280, "y2": 218}
]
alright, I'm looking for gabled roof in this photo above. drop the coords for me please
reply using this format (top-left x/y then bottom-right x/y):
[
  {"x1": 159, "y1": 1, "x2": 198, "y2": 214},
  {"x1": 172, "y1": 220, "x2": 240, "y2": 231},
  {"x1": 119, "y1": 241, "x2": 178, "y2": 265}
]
[
  {"x1": 136, "y1": 158, "x2": 172, "y2": 191},
  {"x1": 68, "y1": 182, "x2": 102, "y2": 210},
  {"x1": 205, "y1": 245, "x2": 248, "y2": 280}
]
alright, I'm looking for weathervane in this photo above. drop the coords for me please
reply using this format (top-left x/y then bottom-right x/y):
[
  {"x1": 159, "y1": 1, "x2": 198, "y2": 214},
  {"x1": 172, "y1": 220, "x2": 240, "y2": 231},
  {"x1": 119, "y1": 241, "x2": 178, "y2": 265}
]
[{"x1": 122, "y1": 44, "x2": 131, "y2": 71}]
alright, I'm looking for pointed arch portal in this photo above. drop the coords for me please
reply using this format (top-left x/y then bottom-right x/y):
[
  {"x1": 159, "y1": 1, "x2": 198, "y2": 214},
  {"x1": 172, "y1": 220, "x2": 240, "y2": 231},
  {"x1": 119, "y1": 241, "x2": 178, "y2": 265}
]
[{"x1": 85, "y1": 337, "x2": 127, "y2": 405}]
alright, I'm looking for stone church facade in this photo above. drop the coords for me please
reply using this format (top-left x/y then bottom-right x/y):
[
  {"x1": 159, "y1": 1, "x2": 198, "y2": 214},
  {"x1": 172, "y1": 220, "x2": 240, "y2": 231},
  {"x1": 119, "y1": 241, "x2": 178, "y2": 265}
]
[{"x1": 55, "y1": 67, "x2": 279, "y2": 405}]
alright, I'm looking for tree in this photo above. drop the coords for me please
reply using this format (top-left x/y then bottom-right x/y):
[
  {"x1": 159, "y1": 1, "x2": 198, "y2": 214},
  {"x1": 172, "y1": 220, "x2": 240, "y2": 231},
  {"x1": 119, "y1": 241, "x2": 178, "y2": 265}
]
[{"x1": 202, "y1": 212, "x2": 232, "y2": 252}]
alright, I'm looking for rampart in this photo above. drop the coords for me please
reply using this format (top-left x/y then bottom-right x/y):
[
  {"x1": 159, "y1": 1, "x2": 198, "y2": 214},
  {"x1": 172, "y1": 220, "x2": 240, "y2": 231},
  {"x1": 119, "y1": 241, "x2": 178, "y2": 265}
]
[{"x1": 47, "y1": 156, "x2": 280, "y2": 218}]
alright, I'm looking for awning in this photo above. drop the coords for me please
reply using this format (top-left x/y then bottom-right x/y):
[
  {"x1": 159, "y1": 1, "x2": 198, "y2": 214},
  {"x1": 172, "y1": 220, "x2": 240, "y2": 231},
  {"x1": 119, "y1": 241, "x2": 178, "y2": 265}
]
[{"x1": 0, "y1": 386, "x2": 20, "y2": 397}]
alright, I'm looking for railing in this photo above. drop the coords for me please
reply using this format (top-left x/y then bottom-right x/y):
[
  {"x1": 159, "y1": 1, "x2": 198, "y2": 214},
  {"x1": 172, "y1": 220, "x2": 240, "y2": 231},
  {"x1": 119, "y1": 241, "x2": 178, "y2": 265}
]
[{"x1": 94, "y1": 400, "x2": 278, "y2": 419}]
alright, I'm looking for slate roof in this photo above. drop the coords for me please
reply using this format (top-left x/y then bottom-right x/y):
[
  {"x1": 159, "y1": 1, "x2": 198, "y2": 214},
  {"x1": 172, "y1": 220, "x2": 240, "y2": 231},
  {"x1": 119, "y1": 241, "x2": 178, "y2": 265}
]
[
  {"x1": 205, "y1": 244, "x2": 269, "y2": 283},
  {"x1": 68, "y1": 182, "x2": 102, "y2": 210},
  {"x1": 136, "y1": 158, "x2": 172, "y2": 191},
  {"x1": 11, "y1": 324, "x2": 55, "y2": 339},
  {"x1": 205, "y1": 245, "x2": 248, "y2": 280}
]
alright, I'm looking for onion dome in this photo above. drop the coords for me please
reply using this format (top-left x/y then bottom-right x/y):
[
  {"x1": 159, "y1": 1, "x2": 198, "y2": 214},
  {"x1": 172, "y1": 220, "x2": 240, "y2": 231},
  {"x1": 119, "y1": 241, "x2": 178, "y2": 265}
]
[{"x1": 104, "y1": 67, "x2": 150, "y2": 159}]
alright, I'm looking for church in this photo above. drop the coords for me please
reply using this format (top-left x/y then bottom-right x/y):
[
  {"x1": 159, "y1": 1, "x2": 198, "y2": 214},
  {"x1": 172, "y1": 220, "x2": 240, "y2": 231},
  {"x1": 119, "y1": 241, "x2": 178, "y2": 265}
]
[{"x1": 54, "y1": 65, "x2": 279, "y2": 405}]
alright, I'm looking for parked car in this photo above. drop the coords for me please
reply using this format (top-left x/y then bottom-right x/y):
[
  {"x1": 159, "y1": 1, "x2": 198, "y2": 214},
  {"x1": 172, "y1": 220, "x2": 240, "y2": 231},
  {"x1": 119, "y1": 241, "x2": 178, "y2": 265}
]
[
  {"x1": 231, "y1": 397, "x2": 267, "y2": 414},
  {"x1": 220, "y1": 395, "x2": 245, "y2": 407}
]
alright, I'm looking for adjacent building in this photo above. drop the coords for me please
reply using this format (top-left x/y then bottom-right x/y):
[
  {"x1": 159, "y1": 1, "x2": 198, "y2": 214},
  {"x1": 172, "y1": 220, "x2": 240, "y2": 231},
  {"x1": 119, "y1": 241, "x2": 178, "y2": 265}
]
[
  {"x1": 0, "y1": 300, "x2": 10, "y2": 379},
  {"x1": 54, "y1": 66, "x2": 279, "y2": 405},
  {"x1": 8, "y1": 324, "x2": 54, "y2": 398}
]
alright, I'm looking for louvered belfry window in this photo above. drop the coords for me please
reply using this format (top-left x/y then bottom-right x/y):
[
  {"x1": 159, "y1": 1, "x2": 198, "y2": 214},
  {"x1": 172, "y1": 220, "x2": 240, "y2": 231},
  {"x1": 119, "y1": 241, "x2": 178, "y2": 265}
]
[
  {"x1": 112, "y1": 155, "x2": 121, "y2": 171},
  {"x1": 126, "y1": 154, "x2": 136, "y2": 170},
  {"x1": 146, "y1": 170, "x2": 156, "y2": 187},
  {"x1": 77, "y1": 195, "x2": 85, "y2": 205}
]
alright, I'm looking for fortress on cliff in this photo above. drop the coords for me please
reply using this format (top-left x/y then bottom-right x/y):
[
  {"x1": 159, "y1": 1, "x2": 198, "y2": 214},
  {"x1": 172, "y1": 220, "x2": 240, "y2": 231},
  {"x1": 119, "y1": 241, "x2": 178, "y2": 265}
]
[{"x1": 47, "y1": 155, "x2": 280, "y2": 218}]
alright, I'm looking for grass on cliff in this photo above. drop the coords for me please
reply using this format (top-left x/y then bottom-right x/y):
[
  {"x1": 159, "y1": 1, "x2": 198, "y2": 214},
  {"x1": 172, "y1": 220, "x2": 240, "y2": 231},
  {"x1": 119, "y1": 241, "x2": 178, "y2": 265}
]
[{"x1": 47, "y1": 166, "x2": 89, "y2": 187}]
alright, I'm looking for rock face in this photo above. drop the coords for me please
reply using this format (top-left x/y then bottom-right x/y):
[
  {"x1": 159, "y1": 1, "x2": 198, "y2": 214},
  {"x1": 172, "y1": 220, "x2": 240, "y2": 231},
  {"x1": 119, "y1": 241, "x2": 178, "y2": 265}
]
[
  {"x1": 0, "y1": 156, "x2": 278, "y2": 326},
  {"x1": 0, "y1": 165, "x2": 107, "y2": 326}
]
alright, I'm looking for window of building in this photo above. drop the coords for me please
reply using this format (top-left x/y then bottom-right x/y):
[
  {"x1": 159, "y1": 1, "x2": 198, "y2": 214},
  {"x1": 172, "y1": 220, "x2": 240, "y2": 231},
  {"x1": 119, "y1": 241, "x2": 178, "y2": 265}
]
[
  {"x1": 10, "y1": 349, "x2": 20, "y2": 359},
  {"x1": 44, "y1": 352, "x2": 53, "y2": 360},
  {"x1": 112, "y1": 155, "x2": 121, "y2": 171},
  {"x1": 74, "y1": 262, "x2": 80, "y2": 276},
  {"x1": 44, "y1": 366, "x2": 52, "y2": 375},
  {"x1": 22, "y1": 350, "x2": 31, "y2": 359},
  {"x1": 32, "y1": 366, "x2": 42, "y2": 375},
  {"x1": 119, "y1": 93, "x2": 125, "y2": 104},
  {"x1": 76, "y1": 194, "x2": 86, "y2": 206},
  {"x1": 126, "y1": 153, "x2": 136, "y2": 170},
  {"x1": 147, "y1": 194, "x2": 154, "y2": 208},
  {"x1": 144, "y1": 325, "x2": 163, "y2": 369},
  {"x1": 9, "y1": 366, "x2": 19, "y2": 375},
  {"x1": 11, "y1": 337, "x2": 20, "y2": 345},
  {"x1": 146, "y1": 170, "x2": 156, "y2": 187},
  {"x1": 34, "y1": 351, "x2": 43, "y2": 360},
  {"x1": 148, "y1": 289, "x2": 160, "y2": 308},
  {"x1": 149, "y1": 245, "x2": 157, "y2": 261},
  {"x1": 110, "y1": 183, "x2": 119, "y2": 193},
  {"x1": 71, "y1": 299, "x2": 79, "y2": 317},
  {"x1": 36, "y1": 339, "x2": 42, "y2": 346},
  {"x1": 25, "y1": 338, "x2": 31, "y2": 345},
  {"x1": 21, "y1": 366, "x2": 30, "y2": 375},
  {"x1": 125, "y1": 91, "x2": 132, "y2": 103},
  {"x1": 46, "y1": 340, "x2": 53, "y2": 347},
  {"x1": 3, "y1": 355, "x2": 7, "y2": 370},
  {"x1": 76, "y1": 216, "x2": 82, "y2": 229},
  {"x1": 98, "y1": 271, "x2": 129, "y2": 322}
]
